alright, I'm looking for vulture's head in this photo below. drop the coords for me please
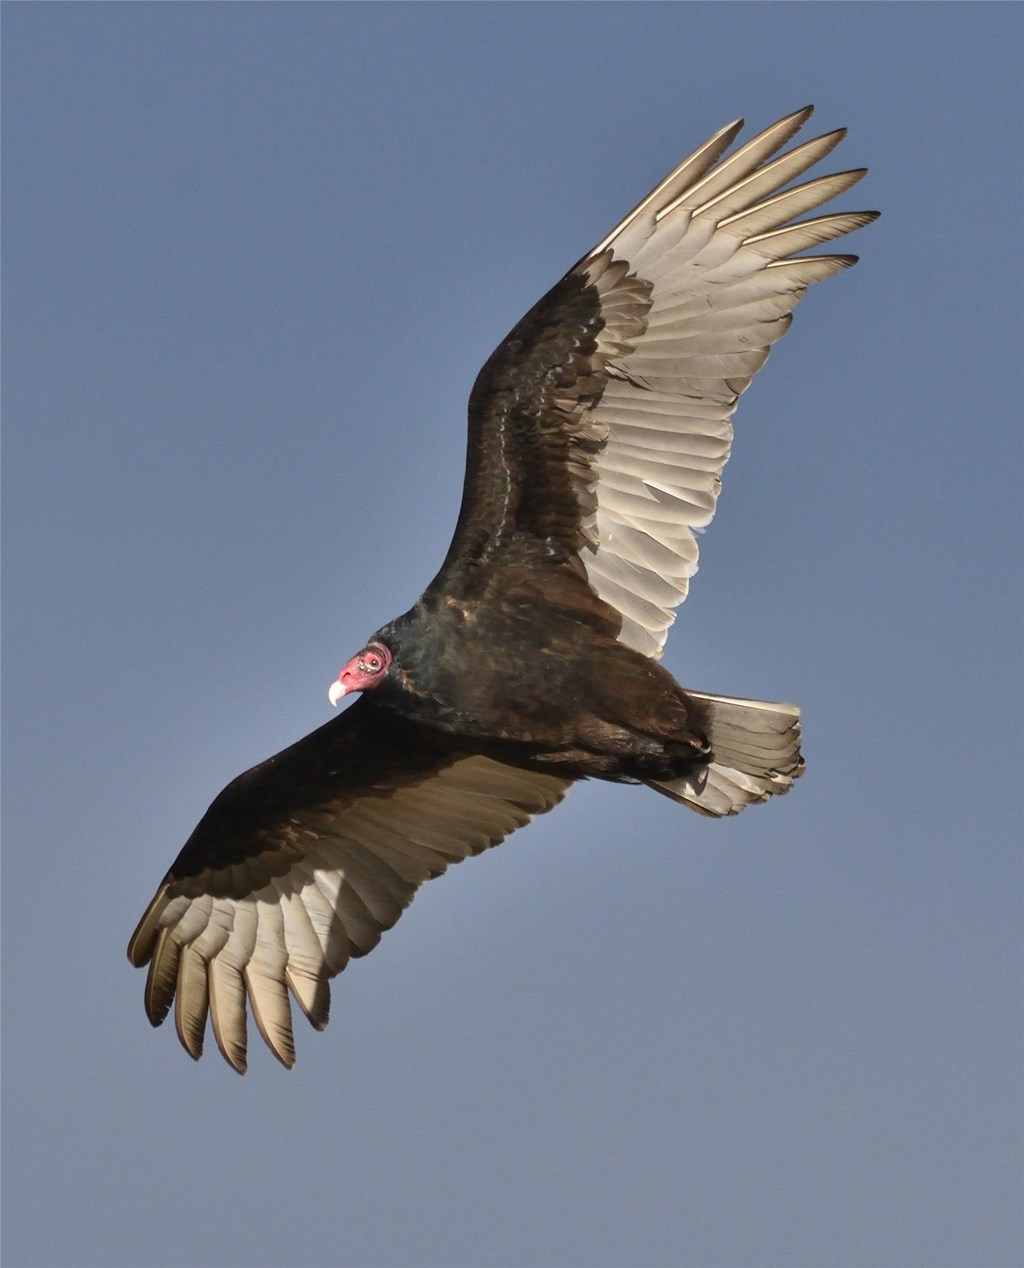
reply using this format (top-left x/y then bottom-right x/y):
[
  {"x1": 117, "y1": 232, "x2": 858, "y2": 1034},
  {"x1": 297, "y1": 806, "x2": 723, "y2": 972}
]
[{"x1": 328, "y1": 642, "x2": 393, "y2": 705}]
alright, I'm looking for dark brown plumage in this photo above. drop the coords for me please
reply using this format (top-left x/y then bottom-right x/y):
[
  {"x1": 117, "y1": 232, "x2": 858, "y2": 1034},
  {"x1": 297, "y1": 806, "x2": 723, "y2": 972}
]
[{"x1": 129, "y1": 107, "x2": 877, "y2": 1070}]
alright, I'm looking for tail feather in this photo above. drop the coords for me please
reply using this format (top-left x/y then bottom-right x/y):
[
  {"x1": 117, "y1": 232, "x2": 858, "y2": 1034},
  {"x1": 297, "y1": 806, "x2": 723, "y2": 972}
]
[{"x1": 649, "y1": 691, "x2": 804, "y2": 817}]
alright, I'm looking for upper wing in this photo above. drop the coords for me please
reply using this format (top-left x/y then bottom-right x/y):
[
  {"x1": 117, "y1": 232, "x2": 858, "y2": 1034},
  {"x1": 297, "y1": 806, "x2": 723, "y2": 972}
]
[
  {"x1": 128, "y1": 699, "x2": 570, "y2": 1072},
  {"x1": 435, "y1": 106, "x2": 878, "y2": 657}
]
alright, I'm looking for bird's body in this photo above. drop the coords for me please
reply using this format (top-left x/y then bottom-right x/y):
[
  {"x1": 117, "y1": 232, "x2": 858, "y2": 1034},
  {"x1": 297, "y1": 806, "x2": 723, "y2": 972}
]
[
  {"x1": 375, "y1": 586, "x2": 709, "y2": 781},
  {"x1": 129, "y1": 107, "x2": 877, "y2": 1070}
]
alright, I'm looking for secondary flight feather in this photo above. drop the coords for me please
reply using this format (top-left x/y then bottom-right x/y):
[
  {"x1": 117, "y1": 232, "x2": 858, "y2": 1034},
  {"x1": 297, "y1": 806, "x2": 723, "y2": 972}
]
[{"x1": 129, "y1": 107, "x2": 877, "y2": 1071}]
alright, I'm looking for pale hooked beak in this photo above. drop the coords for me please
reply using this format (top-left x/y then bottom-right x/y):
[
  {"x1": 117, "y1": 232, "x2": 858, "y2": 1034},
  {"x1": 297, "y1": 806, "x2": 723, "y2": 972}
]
[{"x1": 328, "y1": 679, "x2": 348, "y2": 708}]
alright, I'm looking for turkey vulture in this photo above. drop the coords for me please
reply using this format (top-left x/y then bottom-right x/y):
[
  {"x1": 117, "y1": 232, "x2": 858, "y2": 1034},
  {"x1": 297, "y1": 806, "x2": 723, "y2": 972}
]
[{"x1": 129, "y1": 106, "x2": 876, "y2": 1071}]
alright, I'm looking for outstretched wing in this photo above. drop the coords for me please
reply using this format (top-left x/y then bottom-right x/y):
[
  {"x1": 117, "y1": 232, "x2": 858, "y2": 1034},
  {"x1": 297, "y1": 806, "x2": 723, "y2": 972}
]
[
  {"x1": 128, "y1": 699, "x2": 570, "y2": 1072},
  {"x1": 435, "y1": 106, "x2": 878, "y2": 657}
]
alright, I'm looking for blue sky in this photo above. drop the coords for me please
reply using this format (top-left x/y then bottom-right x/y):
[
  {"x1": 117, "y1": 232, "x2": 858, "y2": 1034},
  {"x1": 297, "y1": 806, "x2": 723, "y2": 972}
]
[{"x1": 4, "y1": 5, "x2": 1021, "y2": 1267}]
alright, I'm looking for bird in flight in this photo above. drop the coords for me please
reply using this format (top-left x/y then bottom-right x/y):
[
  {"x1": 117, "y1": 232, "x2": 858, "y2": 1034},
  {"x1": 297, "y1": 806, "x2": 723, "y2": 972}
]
[{"x1": 129, "y1": 106, "x2": 877, "y2": 1072}]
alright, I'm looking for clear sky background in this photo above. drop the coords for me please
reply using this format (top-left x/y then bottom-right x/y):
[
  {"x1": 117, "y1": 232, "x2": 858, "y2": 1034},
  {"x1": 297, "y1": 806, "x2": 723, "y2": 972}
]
[{"x1": 4, "y1": 5, "x2": 1021, "y2": 1267}]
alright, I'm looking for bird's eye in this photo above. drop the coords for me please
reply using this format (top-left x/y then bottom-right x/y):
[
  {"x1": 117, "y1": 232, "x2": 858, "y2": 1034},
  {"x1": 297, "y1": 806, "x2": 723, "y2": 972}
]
[{"x1": 366, "y1": 656, "x2": 381, "y2": 671}]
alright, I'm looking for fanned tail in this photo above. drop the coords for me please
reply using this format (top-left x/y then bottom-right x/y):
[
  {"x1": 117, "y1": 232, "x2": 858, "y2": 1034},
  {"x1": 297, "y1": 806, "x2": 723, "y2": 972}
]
[{"x1": 649, "y1": 691, "x2": 804, "y2": 817}]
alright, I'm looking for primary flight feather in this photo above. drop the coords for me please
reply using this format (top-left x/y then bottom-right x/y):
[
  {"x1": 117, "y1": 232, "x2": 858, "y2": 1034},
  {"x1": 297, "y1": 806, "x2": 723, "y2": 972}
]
[{"x1": 129, "y1": 107, "x2": 877, "y2": 1071}]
